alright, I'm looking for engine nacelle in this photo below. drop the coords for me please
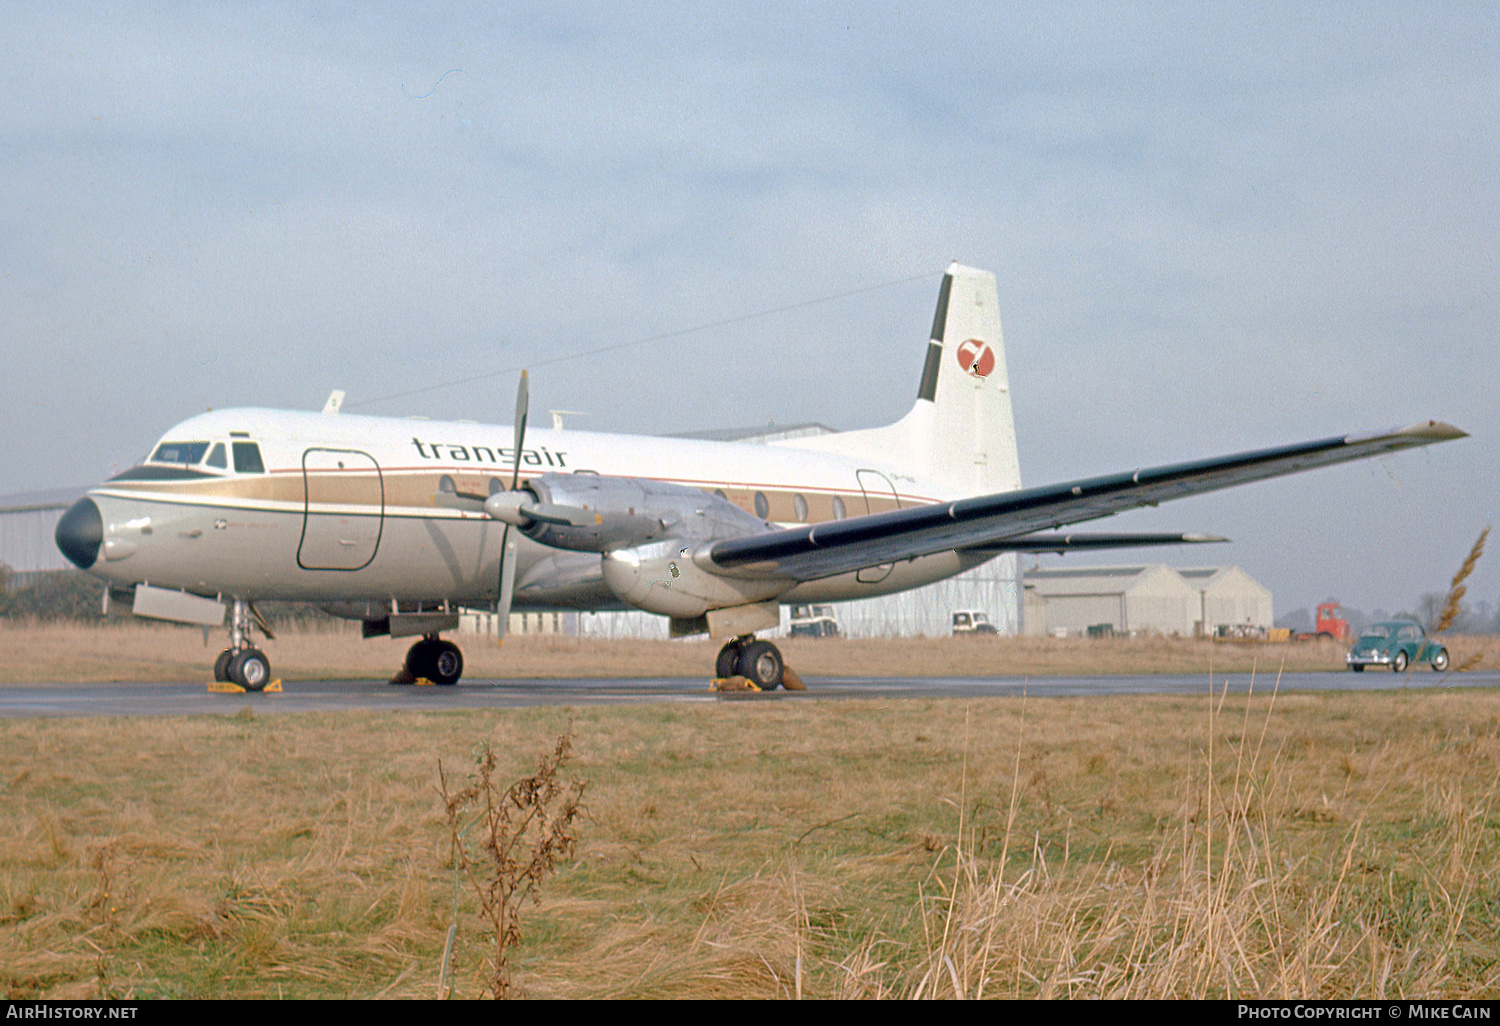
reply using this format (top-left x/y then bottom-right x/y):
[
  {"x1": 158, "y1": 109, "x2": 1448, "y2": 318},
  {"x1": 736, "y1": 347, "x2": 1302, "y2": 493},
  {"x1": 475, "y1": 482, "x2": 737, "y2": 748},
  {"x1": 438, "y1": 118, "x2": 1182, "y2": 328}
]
[
  {"x1": 601, "y1": 539, "x2": 793, "y2": 617},
  {"x1": 518, "y1": 472, "x2": 768, "y2": 553}
]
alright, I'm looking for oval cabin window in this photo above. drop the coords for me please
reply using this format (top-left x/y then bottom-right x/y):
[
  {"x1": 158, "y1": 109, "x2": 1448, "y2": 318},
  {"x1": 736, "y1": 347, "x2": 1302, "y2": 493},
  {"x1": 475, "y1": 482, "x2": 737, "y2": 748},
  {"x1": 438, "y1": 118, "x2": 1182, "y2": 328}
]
[
  {"x1": 832, "y1": 495, "x2": 847, "y2": 520},
  {"x1": 754, "y1": 491, "x2": 770, "y2": 519},
  {"x1": 793, "y1": 493, "x2": 808, "y2": 522}
]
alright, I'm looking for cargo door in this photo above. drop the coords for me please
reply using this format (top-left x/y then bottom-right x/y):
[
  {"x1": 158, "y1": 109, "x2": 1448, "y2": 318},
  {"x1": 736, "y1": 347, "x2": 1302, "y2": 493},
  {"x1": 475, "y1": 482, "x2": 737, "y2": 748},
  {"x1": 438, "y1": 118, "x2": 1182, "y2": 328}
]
[
  {"x1": 298, "y1": 448, "x2": 384, "y2": 571},
  {"x1": 855, "y1": 469, "x2": 901, "y2": 584}
]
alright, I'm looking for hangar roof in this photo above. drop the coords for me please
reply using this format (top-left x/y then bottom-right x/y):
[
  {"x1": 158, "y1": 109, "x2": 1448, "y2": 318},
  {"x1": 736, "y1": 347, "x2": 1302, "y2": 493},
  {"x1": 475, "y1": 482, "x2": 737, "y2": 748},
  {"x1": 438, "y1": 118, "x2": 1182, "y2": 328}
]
[{"x1": 0, "y1": 487, "x2": 88, "y2": 513}]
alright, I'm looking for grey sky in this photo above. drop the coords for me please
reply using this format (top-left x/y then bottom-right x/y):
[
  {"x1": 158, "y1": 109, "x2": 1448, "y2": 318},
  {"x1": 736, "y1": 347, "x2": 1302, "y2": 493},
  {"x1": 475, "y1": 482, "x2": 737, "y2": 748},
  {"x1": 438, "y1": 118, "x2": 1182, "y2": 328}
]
[{"x1": 2, "y1": 2, "x2": 1495, "y2": 617}]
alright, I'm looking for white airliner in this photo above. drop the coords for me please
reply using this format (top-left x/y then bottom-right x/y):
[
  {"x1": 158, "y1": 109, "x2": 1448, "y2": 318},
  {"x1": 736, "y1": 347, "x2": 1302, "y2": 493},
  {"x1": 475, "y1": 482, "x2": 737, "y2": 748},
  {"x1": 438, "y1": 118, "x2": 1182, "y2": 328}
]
[{"x1": 55, "y1": 263, "x2": 1464, "y2": 690}]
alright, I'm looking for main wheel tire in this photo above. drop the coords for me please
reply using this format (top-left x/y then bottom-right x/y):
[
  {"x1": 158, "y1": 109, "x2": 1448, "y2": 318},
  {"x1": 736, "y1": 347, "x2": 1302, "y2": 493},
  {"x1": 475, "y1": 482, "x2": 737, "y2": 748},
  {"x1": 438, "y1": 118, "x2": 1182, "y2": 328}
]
[
  {"x1": 1432, "y1": 648, "x2": 1450, "y2": 672},
  {"x1": 1350, "y1": 664, "x2": 1365, "y2": 672},
  {"x1": 213, "y1": 649, "x2": 234, "y2": 682},
  {"x1": 404, "y1": 639, "x2": 430, "y2": 677},
  {"x1": 736, "y1": 640, "x2": 783, "y2": 690},
  {"x1": 430, "y1": 640, "x2": 463, "y2": 686},
  {"x1": 715, "y1": 641, "x2": 743, "y2": 680},
  {"x1": 1392, "y1": 650, "x2": 1409, "y2": 673},
  {"x1": 229, "y1": 648, "x2": 271, "y2": 692},
  {"x1": 405, "y1": 638, "x2": 463, "y2": 685}
]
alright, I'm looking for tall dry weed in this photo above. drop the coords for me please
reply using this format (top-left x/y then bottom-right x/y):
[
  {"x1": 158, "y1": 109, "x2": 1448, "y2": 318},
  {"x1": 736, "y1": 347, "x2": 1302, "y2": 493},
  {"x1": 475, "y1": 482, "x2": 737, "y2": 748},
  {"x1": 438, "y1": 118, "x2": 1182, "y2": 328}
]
[
  {"x1": 1437, "y1": 528, "x2": 1488, "y2": 635},
  {"x1": 438, "y1": 730, "x2": 587, "y2": 998}
]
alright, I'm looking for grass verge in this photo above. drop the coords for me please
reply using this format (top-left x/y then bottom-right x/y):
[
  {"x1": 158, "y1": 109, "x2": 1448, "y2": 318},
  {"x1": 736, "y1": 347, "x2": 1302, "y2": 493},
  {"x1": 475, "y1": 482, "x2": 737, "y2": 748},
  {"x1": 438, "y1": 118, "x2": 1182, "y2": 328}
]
[{"x1": 3, "y1": 684, "x2": 1498, "y2": 998}]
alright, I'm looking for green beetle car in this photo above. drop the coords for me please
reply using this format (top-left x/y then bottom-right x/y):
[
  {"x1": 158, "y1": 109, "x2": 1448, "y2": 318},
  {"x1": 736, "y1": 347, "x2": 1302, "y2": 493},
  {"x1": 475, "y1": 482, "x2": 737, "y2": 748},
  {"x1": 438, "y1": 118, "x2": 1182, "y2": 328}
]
[{"x1": 1346, "y1": 621, "x2": 1450, "y2": 673}]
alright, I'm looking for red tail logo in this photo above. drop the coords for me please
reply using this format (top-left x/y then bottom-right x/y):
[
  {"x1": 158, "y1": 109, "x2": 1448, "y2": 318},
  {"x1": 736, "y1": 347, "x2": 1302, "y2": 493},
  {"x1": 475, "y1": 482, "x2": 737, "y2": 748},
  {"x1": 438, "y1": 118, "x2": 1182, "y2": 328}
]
[{"x1": 955, "y1": 338, "x2": 995, "y2": 378}]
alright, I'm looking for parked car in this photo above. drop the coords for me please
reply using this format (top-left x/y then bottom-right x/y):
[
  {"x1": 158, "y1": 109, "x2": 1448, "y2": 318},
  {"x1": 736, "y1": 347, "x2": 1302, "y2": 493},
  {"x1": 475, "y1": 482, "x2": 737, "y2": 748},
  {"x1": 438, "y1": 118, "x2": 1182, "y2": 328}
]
[
  {"x1": 1346, "y1": 621, "x2": 1449, "y2": 672},
  {"x1": 789, "y1": 604, "x2": 840, "y2": 638},
  {"x1": 952, "y1": 610, "x2": 998, "y2": 635}
]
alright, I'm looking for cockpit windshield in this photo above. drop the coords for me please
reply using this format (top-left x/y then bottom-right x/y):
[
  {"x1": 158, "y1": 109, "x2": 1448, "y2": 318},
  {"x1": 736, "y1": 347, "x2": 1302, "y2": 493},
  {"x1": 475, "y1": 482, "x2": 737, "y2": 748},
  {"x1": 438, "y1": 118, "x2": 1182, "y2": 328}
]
[
  {"x1": 137, "y1": 438, "x2": 263, "y2": 475},
  {"x1": 149, "y1": 441, "x2": 211, "y2": 465}
]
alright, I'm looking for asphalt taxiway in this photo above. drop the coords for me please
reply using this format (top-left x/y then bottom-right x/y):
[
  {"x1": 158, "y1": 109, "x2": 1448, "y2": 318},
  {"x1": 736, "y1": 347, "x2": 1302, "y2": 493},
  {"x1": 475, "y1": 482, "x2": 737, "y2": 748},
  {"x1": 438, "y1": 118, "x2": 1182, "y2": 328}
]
[{"x1": 3, "y1": 670, "x2": 1497, "y2": 718}]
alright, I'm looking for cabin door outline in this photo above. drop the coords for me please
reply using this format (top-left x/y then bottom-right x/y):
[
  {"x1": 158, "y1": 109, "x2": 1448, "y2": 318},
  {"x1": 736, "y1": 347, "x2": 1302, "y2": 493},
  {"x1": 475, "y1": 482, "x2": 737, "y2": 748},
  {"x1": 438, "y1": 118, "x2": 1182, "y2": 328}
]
[{"x1": 298, "y1": 448, "x2": 385, "y2": 571}]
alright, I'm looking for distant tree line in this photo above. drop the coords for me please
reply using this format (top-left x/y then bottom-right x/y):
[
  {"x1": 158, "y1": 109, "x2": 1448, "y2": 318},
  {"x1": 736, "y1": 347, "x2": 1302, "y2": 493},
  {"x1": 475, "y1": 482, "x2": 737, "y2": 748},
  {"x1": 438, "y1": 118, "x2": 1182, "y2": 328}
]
[
  {"x1": 1274, "y1": 597, "x2": 1500, "y2": 637},
  {"x1": 0, "y1": 565, "x2": 105, "y2": 620}
]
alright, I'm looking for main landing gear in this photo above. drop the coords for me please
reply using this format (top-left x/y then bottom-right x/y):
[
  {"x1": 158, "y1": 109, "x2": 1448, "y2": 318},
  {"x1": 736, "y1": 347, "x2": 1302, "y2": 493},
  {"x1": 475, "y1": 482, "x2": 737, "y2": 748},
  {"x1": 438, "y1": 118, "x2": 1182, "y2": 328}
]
[
  {"x1": 716, "y1": 635, "x2": 784, "y2": 690},
  {"x1": 392, "y1": 634, "x2": 464, "y2": 686},
  {"x1": 213, "y1": 599, "x2": 273, "y2": 692}
]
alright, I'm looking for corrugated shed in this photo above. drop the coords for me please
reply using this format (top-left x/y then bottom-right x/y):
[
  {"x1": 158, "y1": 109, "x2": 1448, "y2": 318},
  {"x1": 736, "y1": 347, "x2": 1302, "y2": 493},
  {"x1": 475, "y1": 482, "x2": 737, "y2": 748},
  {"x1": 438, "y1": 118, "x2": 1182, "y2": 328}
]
[{"x1": 0, "y1": 488, "x2": 87, "y2": 575}]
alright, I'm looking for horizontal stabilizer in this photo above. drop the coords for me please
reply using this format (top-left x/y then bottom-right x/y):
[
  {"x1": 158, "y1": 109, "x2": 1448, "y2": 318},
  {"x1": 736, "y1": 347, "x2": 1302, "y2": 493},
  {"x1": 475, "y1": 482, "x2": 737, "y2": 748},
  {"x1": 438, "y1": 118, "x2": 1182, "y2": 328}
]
[{"x1": 964, "y1": 532, "x2": 1228, "y2": 554}]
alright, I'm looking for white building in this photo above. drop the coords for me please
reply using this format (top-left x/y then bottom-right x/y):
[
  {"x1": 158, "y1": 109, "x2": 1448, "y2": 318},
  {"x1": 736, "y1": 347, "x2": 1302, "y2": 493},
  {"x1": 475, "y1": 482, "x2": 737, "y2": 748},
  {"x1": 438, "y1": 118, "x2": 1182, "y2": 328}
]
[
  {"x1": 1023, "y1": 564, "x2": 1272, "y2": 638},
  {"x1": 1177, "y1": 566, "x2": 1274, "y2": 637}
]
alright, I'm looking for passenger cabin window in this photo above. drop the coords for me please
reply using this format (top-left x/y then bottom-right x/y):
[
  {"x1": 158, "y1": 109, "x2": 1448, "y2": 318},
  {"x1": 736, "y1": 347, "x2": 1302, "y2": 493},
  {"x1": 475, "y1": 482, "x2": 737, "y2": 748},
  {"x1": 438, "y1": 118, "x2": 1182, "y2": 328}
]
[
  {"x1": 150, "y1": 441, "x2": 210, "y2": 465},
  {"x1": 793, "y1": 494, "x2": 808, "y2": 522},
  {"x1": 232, "y1": 441, "x2": 265, "y2": 474},
  {"x1": 754, "y1": 491, "x2": 770, "y2": 519},
  {"x1": 831, "y1": 496, "x2": 847, "y2": 520},
  {"x1": 205, "y1": 443, "x2": 228, "y2": 469}
]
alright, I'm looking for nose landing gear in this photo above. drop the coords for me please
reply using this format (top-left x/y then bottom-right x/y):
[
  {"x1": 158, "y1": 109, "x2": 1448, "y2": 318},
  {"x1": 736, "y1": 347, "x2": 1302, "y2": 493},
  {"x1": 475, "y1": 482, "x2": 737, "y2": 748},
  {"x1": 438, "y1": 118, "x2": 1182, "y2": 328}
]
[{"x1": 212, "y1": 599, "x2": 274, "y2": 692}]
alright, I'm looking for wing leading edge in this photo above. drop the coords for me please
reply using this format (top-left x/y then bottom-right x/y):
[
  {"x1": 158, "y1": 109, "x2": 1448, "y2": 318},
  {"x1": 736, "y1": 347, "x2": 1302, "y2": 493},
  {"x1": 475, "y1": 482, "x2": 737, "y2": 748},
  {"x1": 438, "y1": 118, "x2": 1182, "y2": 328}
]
[{"x1": 704, "y1": 421, "x2": 1465, "y2": 582}]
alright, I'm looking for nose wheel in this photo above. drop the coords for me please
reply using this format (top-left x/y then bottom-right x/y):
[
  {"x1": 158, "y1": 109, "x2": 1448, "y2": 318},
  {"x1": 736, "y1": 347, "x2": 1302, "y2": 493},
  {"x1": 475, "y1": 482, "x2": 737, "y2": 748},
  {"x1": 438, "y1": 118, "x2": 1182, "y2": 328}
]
[
  {"x1": 716, "y1": 636, "x2": 784, "y2": 690},
  {"x1": 212, "y1": 599, "x2": 273, "y2": 691},
  {"x1": 212, "y1": 645, "x2": 271, "y2": 690}
]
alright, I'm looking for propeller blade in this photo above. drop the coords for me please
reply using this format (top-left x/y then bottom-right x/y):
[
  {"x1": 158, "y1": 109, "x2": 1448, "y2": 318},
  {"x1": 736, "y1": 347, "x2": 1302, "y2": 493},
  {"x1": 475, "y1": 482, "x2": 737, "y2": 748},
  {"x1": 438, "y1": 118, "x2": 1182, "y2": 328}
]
[
  {"x1": 521, "y1": 502, "x2": 599, "y2": 527},
  {"x1": 511, "y1": 370, "x2": 529, "y2": 492},
  {"x1": 497, "y1": 370, "x2": 529, "y2": 638},
  {"x1": 433, "y1": 490, "x2": 487, "y2": 512},
  {"x1": 495, "y1": 524, "x2": 517, "y2": 639}
]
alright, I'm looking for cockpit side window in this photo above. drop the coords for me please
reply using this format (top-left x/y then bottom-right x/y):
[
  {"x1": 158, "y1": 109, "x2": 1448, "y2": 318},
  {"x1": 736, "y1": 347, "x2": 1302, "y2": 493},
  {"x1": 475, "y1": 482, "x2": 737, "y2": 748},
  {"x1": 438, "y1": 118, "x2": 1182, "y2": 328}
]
[
  {"x1": 232, "y1": 442, "x2": 265, "y2": 474},
  {"x1": 150, "y1": 441, "x2": 210, "y2": 465},
  {"x1": 205, "y1": 443, "x2": 228, "y2": 469}
]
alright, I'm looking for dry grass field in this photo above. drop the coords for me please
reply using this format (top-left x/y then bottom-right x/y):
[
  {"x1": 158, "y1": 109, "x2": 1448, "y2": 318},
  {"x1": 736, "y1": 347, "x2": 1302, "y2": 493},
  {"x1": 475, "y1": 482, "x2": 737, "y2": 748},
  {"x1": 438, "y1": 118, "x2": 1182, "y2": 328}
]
[
  {"x1": 3, "y1": 677, "x2": 1499, "y2": 999},
  {"x1": 5, "y1": 618, "x2": 1500, "y2": 683}
]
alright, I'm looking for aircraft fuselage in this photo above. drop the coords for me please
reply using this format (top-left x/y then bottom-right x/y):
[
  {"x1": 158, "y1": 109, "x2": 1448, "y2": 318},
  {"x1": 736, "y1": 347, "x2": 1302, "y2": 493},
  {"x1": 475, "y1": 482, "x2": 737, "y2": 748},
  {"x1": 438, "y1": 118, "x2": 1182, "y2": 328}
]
[{"x1": 62, "y1": 406, "x2": 980, "y2": 613}]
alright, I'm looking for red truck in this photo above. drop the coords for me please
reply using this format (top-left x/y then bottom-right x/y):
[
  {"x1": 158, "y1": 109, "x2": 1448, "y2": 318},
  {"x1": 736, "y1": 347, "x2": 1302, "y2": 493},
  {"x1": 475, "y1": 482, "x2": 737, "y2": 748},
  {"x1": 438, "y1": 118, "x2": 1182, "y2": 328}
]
[{"x1": 1307, "y1": 601, "x2": 1351, "y2": 642}]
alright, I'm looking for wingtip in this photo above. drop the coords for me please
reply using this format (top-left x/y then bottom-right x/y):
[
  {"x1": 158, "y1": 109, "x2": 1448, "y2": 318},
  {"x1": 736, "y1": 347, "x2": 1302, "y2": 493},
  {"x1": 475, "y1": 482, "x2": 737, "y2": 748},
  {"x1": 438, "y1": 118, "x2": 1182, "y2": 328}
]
[
  {"x1": 1346, "y1": 420, "x2": 1467, "y2": 445},
  {"x1": 1402, "y1": 420, "x2": 1467, "y2": 441}
]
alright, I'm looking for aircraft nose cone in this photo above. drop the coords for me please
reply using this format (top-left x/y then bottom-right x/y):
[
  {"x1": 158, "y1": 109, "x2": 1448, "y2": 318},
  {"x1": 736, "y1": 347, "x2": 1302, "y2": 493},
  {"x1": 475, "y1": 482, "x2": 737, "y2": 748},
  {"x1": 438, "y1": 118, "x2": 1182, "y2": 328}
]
[{"x1": 55, "y1": 497, "x2": 103, "y2": 569}]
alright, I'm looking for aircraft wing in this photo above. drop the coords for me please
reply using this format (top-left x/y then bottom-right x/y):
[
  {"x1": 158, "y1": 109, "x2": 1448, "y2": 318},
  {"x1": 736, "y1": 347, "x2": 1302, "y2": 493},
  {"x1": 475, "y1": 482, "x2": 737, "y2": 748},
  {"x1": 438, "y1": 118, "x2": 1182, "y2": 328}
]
[{"x1": 704, "y1": 421, "x2": 1464, "y2": 582}]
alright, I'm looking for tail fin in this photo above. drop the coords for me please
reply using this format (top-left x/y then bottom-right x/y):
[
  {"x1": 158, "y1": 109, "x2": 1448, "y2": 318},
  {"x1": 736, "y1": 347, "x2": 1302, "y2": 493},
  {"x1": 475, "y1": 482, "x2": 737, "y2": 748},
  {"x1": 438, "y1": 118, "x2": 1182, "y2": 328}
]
[{"x1": 776, "y1": 262, "x2": 1021, "y2": 497}]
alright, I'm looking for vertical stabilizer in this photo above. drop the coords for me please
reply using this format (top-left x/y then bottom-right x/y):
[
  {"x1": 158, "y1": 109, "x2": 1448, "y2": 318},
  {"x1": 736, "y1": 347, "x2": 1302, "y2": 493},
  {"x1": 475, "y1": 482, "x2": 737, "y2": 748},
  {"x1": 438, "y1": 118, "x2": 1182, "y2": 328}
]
[{"x1": 775, "y1": 262, "x2": 1022, "y2": 497}]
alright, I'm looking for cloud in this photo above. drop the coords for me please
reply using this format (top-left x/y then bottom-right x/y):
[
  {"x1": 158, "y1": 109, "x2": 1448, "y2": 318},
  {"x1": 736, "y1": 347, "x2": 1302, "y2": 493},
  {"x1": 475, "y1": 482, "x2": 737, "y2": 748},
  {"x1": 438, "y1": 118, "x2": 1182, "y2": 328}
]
[{"x1": 1, "y1": 2, "x2": 1494, "y2": 612}]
